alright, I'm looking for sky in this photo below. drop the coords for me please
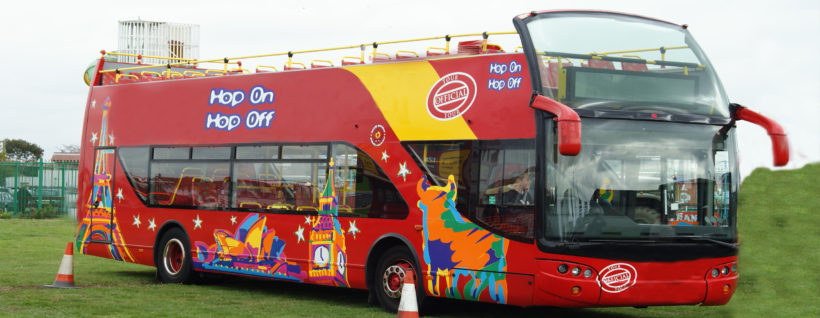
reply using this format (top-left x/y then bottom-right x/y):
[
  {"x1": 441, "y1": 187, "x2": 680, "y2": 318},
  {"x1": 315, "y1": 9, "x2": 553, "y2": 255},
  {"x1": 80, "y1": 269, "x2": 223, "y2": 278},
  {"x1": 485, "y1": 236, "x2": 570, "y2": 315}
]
[{"x1": 0, "y1": 0, "x2": 817, "y2": 179}]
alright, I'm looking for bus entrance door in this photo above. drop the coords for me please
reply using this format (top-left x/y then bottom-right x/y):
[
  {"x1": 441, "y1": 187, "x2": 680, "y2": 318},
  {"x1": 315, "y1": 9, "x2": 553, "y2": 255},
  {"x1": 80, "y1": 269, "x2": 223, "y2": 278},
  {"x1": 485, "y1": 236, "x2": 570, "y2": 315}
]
[{"x1": 88, "y1": 148, "x2": 116, "y2": 243}]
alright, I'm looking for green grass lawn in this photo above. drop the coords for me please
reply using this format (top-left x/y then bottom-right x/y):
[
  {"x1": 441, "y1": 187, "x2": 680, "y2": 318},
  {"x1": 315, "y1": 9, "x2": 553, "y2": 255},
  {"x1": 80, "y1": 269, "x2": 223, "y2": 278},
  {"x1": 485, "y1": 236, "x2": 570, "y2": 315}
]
[{"x1": 1, "y1": 163, "x2": 817, "y2": 317}]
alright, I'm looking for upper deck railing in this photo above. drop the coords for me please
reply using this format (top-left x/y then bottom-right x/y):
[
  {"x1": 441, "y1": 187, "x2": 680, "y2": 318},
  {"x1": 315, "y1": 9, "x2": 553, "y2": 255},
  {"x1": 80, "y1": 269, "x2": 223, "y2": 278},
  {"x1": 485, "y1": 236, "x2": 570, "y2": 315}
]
[{"x1": 93, "y1": 31, "x2": 520, "y2": 85}]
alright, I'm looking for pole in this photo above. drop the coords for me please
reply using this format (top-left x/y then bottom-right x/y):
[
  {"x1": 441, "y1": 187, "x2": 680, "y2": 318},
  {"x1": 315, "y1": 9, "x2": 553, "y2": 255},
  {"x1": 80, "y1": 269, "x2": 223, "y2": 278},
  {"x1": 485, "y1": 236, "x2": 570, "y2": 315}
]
[
  {"x1": 37, "y1": 158, "x2": 43, "y2": 213},
  {"x1": 14, "y1": 161, "x2": 18, "y2": 216},
  {"x1": 61, "y1": 163, "x2": 66, "y2": 216}
]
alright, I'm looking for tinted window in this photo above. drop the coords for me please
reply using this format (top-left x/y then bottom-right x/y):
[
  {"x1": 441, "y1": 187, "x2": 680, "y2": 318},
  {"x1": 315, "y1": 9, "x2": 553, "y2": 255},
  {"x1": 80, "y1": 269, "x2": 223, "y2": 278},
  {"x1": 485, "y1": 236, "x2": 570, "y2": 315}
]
[
  {"x1": 119, "y1": 143, "x2": 406, "y2": 218},
  {"x1": 477, "y1": 140, "x2": 535, "y2": 239},
  {"x1": 192, "y1": 147, "x2": 231, "y2": 160},
  {"x1": 282, "y1": 145, "x2": 327, "y2": 159},
  {"x1": 149, "y1": 161, "x2": 230, "y2": 209},
  {"x1": 153, "y1": 147, "x2": 189, "y2": 160},
  {"x1": 406, "y1": 142, "x2": 472, "y2": 212},
  {"x1": 332, "y1": 144, "x2": 408, "y2": 218},
  {"x1": 233, "y1": 161, "x2": 326, "y2": 211},
  {"x1": 407, "y1": 139, "x2": 535, "y2": 240},
  {"x1": 118, "y1": 146, "x2": 150, "y2": 200},
  {"x1": 236, "y1": 145, "x2": 280, "y2": 160}
]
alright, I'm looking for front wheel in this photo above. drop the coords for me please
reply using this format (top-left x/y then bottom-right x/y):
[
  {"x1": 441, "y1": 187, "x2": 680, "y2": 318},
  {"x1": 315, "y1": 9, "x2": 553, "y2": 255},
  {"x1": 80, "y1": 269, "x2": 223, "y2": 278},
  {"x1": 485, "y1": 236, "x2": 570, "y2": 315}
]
[
  {"x1": 156, "y1": 227, "x2": 196, "y2": 283},
  {"x1": 373, "y1": 246, "x2": 424, "y2": 313}
]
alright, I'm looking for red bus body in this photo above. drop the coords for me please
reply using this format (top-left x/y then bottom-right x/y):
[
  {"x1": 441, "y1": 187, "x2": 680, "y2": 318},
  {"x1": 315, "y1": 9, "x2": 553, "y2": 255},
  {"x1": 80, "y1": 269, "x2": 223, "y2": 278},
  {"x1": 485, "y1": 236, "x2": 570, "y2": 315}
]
[{"x1": 76, "y1": 12, "x2": 749, "y2": 310}]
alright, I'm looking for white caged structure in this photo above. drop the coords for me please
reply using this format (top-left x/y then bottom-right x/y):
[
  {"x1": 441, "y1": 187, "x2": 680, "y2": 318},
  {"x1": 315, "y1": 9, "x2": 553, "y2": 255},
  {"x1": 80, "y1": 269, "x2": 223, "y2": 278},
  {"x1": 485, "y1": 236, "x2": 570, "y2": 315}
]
[{"x1": 117, "y1": 20, "x2": 200, "y2": 64}]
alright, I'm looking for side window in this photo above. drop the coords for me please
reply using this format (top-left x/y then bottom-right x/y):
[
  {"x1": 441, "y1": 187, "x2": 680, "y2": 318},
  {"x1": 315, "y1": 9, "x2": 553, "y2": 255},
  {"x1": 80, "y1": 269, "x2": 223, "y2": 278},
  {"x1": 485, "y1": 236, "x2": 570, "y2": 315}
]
[
  {"x1": 118, "y1": 146, "x2": 150, "y2": 202},
  {"x1": 233, "y1": 144, "x2": 328, "y2": 212},
  {"x1": 333, "y1": 143, "x2": 409, "y2": 219},
  {"x1": 149, "y1": 147, "x2": 230, "y2": 209},
  {"x1": 406, "y1": 139, "x2": 536, "y2": 240},
  {"x1": 477, "y1": 140, "x2": 535, "y2": 239},
  {"x1": 123, "y1": 142, "x2": 408, "y2": 218},
  {"x1": 405, "y1": 142, "x2": 473, "y2": 212}
]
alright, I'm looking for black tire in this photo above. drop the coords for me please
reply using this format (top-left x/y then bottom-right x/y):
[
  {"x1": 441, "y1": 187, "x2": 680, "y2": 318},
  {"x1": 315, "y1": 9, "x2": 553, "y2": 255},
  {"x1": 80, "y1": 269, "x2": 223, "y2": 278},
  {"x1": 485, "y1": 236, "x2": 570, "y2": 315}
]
[
  {"x1": 373, "y1": 245, "x2": 426, "y2": 313},
  {"x1": 156, "y1": 227, "x2": 196, "y2": 284}
]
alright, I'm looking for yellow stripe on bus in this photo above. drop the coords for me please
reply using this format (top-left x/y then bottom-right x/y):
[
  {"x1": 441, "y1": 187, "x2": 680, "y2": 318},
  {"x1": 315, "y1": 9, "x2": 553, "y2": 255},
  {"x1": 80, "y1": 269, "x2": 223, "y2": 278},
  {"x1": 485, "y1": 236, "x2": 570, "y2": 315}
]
[{"x1": 344, "y1": 62, "x2": 477, "y2": 141}]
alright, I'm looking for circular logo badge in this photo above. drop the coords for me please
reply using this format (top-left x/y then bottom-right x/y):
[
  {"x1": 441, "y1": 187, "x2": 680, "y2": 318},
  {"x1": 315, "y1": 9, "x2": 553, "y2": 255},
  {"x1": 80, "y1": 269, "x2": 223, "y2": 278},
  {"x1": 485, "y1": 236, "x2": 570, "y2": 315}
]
[
  {"x1": 426, "y1": 72, "x2": 477, "y2": 121},
  {"x1": 599, "y1": 263, "x2": 638, "y2": 293},
  {"x1": 369, "y1": 124, "x2": 386, "y2": 146}
]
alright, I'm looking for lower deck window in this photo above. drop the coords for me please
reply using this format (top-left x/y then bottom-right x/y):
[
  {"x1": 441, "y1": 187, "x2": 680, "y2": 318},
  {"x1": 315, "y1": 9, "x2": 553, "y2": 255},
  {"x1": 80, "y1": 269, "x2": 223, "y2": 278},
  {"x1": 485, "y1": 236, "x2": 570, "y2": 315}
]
[{"x1": 117, "y1": 143, "x2": 408, "y2": 218}]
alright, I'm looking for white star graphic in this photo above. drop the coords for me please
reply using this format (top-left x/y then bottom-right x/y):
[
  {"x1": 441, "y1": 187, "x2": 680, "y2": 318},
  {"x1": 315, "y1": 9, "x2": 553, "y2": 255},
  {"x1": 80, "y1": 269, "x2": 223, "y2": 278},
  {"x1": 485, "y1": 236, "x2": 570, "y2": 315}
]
[
  {"x1": 91, "y1": 100, "x2": 96, "y2": 109},
  {"x1": 193, "y1": 215, "x2": 203, "y2": 229},
  {"x1": 381, "y1": 151, "x2": 390, "y2": 162},
  {"x1": 116, "y1": 188, "x2": 124, "y2": 202},
  {"x1": 108, "y1": 133, "x2": 115, "y2": 145},
  {"x1": 148, "y1": 218, "x2": 157, "y2": 231},
  {"x1": 304, "y1": 216, "x2": 312, "y2": 224},
  {"x1": 132, "y1": 214, "x2": 141, "y2": 228},
  {"x1": 90, "y1": 132, "x2": 98, "y2": 144},
  {"x1": 230, "y1": 216, "x2": 237, "y2": 225},
  {"x1": 348, "y1": 220, "x2": 360, "y2": 239},
  {"x1": 294, "y1": 225, "x2": 305, "y2": 243},
  {"x1": 397, "y1": 162, "x2": 411, "y2": 181}
]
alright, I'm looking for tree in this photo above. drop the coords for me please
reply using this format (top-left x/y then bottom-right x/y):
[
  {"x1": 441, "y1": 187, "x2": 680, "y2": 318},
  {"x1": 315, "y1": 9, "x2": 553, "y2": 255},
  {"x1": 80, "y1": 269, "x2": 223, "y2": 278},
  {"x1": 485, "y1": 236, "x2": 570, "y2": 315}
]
[
  {"x1": 2, "y1": 139, "x2": 44, "y2": 162},
  {"x1": 0, "y1": 140, "x2": 6, "y2": 161}
]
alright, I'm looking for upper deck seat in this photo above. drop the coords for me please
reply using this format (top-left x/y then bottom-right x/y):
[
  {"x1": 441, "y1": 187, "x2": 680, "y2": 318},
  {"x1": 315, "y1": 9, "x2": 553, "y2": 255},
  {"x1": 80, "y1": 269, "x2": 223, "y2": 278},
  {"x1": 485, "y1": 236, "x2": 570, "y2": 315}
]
[
  {"x1": 621, "y1": 61, "x2": 649, "y2": 72},
  {"x1": 583, "y1": 59, "x2": 615, "y2": 69},
  {"x1": 457, "y1": 40, "x2": 505, "y2": 54},
  {"x1": 544, "y1": 61, "x2": 573, "y2": 89}
]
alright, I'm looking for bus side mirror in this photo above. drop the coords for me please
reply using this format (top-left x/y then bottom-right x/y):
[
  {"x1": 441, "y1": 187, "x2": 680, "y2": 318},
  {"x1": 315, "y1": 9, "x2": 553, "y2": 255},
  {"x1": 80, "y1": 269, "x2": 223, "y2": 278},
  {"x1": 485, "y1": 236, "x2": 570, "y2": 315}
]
[
  {"x1": 531, "y1": 95, "x2": 582, "y2": 156},
  {"x1": 731, "y1": 103, "x2": 790, "y2": 167}
]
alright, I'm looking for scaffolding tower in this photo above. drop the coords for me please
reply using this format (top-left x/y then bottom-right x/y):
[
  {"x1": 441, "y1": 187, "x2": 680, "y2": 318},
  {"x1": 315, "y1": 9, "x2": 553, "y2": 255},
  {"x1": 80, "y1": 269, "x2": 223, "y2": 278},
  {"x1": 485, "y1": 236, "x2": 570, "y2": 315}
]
[{"x1": 117, "y1": 20, "x2": 200, "y2": 64}]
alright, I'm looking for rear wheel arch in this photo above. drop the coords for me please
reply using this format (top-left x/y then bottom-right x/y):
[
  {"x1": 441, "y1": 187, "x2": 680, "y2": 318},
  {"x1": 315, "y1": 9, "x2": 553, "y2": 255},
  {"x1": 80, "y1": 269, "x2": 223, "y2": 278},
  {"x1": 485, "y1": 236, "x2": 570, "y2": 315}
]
[
  {"x1": 365, "y1": 233, "x2": 422, "y2": 292},
  {"x1": 152, "y1": 220, "x2": 189, "y2": 268}
]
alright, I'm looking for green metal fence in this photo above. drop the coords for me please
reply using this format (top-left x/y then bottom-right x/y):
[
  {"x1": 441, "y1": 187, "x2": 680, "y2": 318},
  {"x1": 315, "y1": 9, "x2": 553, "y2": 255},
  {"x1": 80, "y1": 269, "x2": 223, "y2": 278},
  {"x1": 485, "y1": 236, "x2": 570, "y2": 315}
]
[{"x1": 0, "y1": 160, "x2": 79, "y2": 218}]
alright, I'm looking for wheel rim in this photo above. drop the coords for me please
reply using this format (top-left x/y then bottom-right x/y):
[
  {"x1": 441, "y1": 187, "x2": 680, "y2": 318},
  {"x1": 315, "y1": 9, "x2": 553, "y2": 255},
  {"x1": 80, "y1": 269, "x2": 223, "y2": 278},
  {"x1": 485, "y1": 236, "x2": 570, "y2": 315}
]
[
  {"x1": 163, "y1": 238, "x2": 185, "y2": 276},
  {"x1": 382, "y1": 260, "x2": 412, "y2": 299}
]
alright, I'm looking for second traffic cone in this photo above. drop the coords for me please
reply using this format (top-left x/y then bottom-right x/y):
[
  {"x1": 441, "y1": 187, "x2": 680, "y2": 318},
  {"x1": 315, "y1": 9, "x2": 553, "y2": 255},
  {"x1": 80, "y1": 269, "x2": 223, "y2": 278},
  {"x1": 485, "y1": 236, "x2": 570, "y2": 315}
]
[
  {"x1": 44, "y1": 242, "x2": 77, "y2": 288},
  {"x1": 397, "y1": 269, "x2": 419, "y2": 318}
]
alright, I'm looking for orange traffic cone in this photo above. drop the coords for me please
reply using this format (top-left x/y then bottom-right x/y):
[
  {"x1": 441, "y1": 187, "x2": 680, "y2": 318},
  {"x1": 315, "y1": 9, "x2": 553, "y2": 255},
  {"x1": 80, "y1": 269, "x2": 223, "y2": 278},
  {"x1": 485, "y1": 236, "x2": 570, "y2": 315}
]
[
  {"x1": 397, "y1": 269, "x2": 419, "y2": 318},
  {"x1": 44, "y1": 242, "x2": 77, "y2": 288}
]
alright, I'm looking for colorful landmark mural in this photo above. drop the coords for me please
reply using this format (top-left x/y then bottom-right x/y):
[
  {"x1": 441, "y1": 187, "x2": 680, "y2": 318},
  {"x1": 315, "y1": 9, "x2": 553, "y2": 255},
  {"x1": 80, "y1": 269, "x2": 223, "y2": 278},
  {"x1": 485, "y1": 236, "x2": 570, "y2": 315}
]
[
  {"x1": 308, "y1": 158, "x2": 349, "y2": 287},
  {"x1": 417, "y1": 175, "x2": 509, "y2": 304},
  {"x1": 193, "y1": 214, "x2": 307, "y2": 281},
  {"x1": 75, "y1": 97, "x2": 134, "y2": 262}
]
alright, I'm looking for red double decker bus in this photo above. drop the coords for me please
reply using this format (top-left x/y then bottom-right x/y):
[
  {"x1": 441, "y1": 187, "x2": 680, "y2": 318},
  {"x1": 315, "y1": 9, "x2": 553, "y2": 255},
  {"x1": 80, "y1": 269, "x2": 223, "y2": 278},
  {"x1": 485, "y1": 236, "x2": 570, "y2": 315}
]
[{"x1": 76, "y1": 10, "x2": 789, "y2": 312}]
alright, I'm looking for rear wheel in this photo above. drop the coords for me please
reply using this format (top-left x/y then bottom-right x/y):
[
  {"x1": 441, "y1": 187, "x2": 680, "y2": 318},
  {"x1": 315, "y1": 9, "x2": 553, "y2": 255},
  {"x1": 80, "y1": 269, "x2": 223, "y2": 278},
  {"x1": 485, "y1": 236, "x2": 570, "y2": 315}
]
[
  {"x1": 373, "y1": 246, "x2": 424, "y2": 313},
  {"x1": 156, "y1": 227, "x2": 195, "y2": 283}
]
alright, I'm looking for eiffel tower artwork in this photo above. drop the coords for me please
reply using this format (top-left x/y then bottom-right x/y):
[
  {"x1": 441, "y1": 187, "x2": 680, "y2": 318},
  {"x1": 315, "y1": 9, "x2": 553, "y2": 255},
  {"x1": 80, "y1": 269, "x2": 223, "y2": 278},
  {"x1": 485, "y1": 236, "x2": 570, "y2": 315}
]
[{"x1": 75, "y1": 97, "x2": 134, "y2": 262}]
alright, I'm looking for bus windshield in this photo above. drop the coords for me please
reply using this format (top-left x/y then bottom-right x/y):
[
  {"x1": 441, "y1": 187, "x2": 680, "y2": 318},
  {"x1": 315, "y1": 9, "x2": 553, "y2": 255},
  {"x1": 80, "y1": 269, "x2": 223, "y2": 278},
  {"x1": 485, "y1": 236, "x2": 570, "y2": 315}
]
[
  {"x1": 525, "y1": 12, "x2": 729, "y2": 117},
  {"x1": 545, "y1": 119, "x2": 738, "y2": 242}
]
